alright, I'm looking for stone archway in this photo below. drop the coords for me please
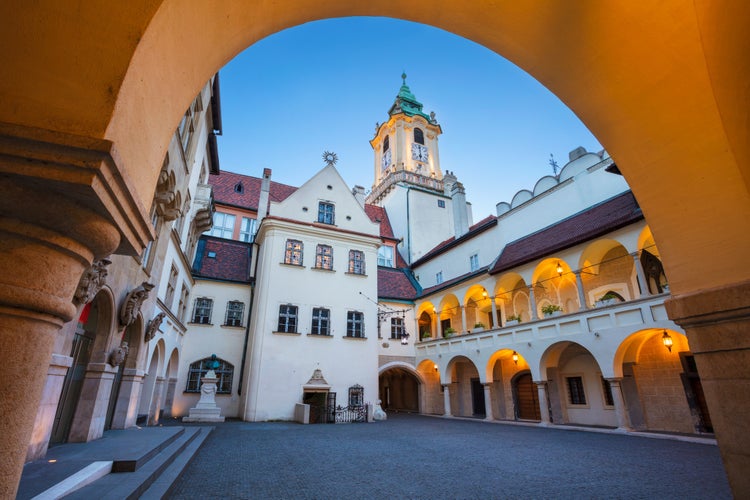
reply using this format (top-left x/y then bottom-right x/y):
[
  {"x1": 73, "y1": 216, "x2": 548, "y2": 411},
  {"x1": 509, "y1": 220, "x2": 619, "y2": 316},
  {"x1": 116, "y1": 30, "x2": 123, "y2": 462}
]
[
  {"x1": 379, "y1": 365, "x2": 420, "y2": 413},
  {"x1": 1, "y1": 2, "x2": 750, "y2": 496}
]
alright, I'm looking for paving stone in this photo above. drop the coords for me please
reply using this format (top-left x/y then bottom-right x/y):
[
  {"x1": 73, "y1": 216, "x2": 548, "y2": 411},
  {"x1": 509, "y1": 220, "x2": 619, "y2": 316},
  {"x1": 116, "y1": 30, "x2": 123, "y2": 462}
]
[{"x1": 167, "y1": 414, "x2": 730, "y2": 499}]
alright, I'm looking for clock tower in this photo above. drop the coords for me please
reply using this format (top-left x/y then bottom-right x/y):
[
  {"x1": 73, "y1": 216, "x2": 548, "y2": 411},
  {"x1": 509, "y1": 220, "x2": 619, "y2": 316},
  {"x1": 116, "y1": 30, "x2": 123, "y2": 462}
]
[
  {"x1": 367, "y1": 74, "x2": 444, "y2": 204},
  {"x1": 367, "y1": 75, "x2": 472, "y2": 265}
]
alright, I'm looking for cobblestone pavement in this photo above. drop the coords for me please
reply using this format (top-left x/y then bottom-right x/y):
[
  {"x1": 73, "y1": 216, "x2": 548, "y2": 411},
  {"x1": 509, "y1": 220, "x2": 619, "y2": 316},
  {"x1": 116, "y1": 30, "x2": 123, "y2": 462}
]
[{"x1": 167, "y1": 414, "x2": 730, "y2": 499}]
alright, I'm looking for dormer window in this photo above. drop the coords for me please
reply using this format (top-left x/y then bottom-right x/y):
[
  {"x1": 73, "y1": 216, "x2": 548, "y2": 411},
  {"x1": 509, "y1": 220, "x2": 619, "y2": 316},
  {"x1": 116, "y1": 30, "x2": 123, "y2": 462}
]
[
  {"x1": 383, "y1": 135, "x2": 390, "y2": 152},
  {"x1": 414, "y1": 128, "x2": 424, "y2": 145},
  {"x1": 234, "y1": 182, "x2": 244, "y2": 193}
]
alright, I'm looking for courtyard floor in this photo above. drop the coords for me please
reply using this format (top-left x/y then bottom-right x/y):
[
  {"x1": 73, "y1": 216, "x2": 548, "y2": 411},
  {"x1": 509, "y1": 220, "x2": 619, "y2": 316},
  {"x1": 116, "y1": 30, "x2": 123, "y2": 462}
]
[{"x1": 167, "y1": 413, "x2": 730, "y2": 499}]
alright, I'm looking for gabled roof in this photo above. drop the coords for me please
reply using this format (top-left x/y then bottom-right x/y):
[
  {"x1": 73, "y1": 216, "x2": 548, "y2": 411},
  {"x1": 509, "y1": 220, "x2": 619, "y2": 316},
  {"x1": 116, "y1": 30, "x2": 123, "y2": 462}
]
[
  {"x1": 412, "y1": 215, "x2": 498, "y2": 267},
  {"x1": 192, "y1": 236, "x2": 252, "y2": 283},
  {"x1": 210, "y1": 171, "x2": 297, "y2": 210},
  {"x1": 488, "y1": 191, "x2": 643, "y2": 275},
  {"x1": 378, "y1": 267, "x2": 419, "y2": 301}
]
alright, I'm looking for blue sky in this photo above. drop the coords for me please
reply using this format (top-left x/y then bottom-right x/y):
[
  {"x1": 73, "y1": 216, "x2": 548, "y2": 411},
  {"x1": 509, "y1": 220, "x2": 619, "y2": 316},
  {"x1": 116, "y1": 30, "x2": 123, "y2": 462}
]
[{"x1": 217, "y1": 17, "x2": 602, "y2": 219}]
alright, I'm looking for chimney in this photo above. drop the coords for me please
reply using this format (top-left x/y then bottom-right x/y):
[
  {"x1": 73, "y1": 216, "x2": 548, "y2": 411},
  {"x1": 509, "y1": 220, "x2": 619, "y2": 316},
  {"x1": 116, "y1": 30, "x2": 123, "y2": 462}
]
[
  {"x1": 443, "y1": 170, "x2": 457, "y2": 196},
  {"x1": 352, "y1": 185, "x2": 366, "y2": 207},
  {"x1": 451, "y1": 181, "x2": 469, "y2": 238},
  {"x1": 257, "y1": 168, "x2": 272, "y2": 221}
]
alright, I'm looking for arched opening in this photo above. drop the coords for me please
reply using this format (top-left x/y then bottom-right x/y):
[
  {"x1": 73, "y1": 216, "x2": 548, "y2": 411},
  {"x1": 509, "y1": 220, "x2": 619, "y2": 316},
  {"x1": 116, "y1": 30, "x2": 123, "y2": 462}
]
[
  {"x1": 379, "y1": 366, "x2": 420, "y2": 413},
  {"x1": 2, "y1": 3, "x2": 750, "y2": 496},
  {"x1": 445, "y1": 355, "x2": 483, "y2": 417},
  {"x1": 416, "y1": 359, "x2": 442, "y2": 415}
]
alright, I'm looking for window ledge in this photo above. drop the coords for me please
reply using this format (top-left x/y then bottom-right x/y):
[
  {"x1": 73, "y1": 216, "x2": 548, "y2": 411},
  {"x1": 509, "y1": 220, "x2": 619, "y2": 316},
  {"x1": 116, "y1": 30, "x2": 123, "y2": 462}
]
[
  {"x1": 279, "y1": 262, "x2": 305, "y2": 268},
  {"x1": 188, "y1": 322, "x2": 213, "y2": 326},
  {"x1": 345, "y1": 272, "x2": 368, "y2": 277},
  {"x1": 342, "y1": 336, "x2": 367, "y2": 340},
  {"x1": 221, "y1": 324, "x2": 244, "y2": 329},
  {"x1": 307, "y1": 333, "x2": 333, "y2": 338},
  {"x1": 273, "y1": 331, "x2": 301, "y2": 336},
  {"x1": 311, "y1": 267, "x2": 336, "y2": 273}
]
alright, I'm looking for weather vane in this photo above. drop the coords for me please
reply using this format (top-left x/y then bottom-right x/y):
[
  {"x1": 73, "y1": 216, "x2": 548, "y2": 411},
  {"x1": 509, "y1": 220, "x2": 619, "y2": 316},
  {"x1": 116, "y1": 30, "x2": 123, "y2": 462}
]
[{"x1": 322, "y1": 150, "x2": 338, "y2": 167}]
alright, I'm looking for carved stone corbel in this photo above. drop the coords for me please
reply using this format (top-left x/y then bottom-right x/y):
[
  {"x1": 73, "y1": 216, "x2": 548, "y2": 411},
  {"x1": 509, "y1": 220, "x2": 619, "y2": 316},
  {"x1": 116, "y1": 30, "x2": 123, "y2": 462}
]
[
  {"x1": 108, "y1": 341, "x2": 129, "y2": 367},
  {"x1": 73, "y1": 258, "x2": 112, "y2": 306},
  {"x1": 119, "y1": 281, "x2": 155, "y2": 327},
  {"x1": 145, "y1": 312, "x2": 166, "y2": 342}
]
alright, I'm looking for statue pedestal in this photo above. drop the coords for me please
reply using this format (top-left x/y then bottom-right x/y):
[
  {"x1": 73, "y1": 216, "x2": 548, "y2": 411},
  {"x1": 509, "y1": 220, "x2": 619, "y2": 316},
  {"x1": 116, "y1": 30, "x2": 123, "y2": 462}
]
[{"x1": 182, "y1": 371, "x2": 224, "y2": 422}]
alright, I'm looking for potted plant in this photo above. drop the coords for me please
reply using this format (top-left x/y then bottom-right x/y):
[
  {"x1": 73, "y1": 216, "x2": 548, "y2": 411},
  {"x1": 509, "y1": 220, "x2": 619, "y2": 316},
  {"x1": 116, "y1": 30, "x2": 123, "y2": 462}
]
[
  {"x1": 472, "y1": 322, "x2": 485, "y2": 333},
  {"x1": 541, "y1": 304, "x2": 563, "y2": 317},
  {"x1": 443, "y1": 327, "x2": 456, "y2": 338},
  {"x1": 421, "y1": 330, "x2": 432, "y2": 341},
  {"x1": 595, "y1": 291, "x2": 620, "y2": 307},
  {"x1": 505, "y1": 314, "x2": 521, "y2": 326}
]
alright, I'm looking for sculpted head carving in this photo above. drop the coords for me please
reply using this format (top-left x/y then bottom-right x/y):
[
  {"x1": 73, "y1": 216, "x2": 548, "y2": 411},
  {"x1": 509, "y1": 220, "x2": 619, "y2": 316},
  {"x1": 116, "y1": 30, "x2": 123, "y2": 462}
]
[
  {"x1": 119, "y1": 281, "x2": 155, "y2": 327},
  {"x1": 144, "y1": 312, "x2": 166, "y2": 342},
  {"x1": 74, "y1": 258, "x2": 112, "y2": 306},
  {"x1": 108, "y1": 341, "x2": 129, "y2": 367}
]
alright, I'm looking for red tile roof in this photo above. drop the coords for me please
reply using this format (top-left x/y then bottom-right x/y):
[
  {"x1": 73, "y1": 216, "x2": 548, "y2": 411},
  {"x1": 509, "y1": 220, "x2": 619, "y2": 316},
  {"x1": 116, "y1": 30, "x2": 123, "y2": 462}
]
[
  {"x1": 488, "y1": 191, "x2": 643, "y2": 275},
  {"x1": 378, "y1": 267, "x2": 419, "y2": 300},
  {"x1": 364, "y1": 204, "x2": 396, "y2": 239},
  {"x1": 210, "y1": 171, "x2": 297, "y2": 210},
  {"x1": 193, "y1": 236, "x2": 252, "y2": 283},
  {"x1": 412, "y1": 215, "x2": 498, "y2": 266}
]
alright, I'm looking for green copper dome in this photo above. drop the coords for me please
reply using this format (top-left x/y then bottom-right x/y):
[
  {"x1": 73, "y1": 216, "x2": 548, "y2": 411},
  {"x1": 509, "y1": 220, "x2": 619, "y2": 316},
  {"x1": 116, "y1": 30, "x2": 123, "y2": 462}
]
[{"x1": 388, "y1": 73, "x2": 432, "y2": 121}]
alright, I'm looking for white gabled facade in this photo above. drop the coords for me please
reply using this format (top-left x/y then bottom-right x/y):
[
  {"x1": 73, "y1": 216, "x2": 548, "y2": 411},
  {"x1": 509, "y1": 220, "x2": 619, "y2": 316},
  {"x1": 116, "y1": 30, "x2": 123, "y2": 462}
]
[{"x1": 240, "y1": 164, "x2": 381, "y2": 421}]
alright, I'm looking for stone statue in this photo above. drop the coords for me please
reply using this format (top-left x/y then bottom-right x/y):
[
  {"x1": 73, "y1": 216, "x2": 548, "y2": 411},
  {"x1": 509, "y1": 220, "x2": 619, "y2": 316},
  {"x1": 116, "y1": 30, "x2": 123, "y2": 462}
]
[
  {"x1": 119, "y1": 281, "x2": 155, "y2": 327},
  {"x1": 73, "y1": 258, "x2": 112, "y2": 306},
  {"x1": 108, "y1": 341, "x2": 129, "y2": 367},
  {"x1": 204, "y1": 354, "x2": 221, "y2": 371},
  {"x1": 144, "y1": 312, "x2": 166, "y2": 342}
]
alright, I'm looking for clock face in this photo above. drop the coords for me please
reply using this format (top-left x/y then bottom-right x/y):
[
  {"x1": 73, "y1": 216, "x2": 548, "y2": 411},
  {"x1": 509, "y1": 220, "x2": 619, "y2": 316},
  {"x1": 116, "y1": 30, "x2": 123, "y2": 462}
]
[
  {"x1": 411, "y1": 143, "x2": 429, "y2": 162},
  {"x1": 381, "y1": 149, "x2": 392, "y2": 170}
]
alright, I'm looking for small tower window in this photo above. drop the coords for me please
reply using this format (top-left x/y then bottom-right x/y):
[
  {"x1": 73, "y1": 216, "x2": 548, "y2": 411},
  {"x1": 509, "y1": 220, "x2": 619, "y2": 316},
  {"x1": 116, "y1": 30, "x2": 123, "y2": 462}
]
[
  {"x1": 414, "y1": 128, "x2": 424, "y2": 145},
  {"x1": 234, "y1": 182, "x2": 244, "y2": 193},
  {"x1": 383, "y1": 135, "x2": 390, "y2": 153}
]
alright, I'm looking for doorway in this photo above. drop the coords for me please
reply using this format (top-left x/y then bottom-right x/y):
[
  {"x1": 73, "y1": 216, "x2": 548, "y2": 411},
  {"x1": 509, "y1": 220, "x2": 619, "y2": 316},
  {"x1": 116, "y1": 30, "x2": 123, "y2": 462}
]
[
  {"x1": 513, "y1": 372, "x2": 541, "y2": 421},
  {"x1": 470, "y1": 378, "x2": 486, "y2": 417}
]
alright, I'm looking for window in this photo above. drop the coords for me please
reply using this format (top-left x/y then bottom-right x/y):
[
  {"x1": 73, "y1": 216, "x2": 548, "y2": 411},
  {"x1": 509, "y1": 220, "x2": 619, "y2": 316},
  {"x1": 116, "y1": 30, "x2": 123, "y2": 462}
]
[
  {"x1": 165, "y1": 264, "x2": 178, "y2": 308},
  {"x1": 377, "y1": 246, "x2": 394, "y2": 267},
  {"x1": 185, "y1": 357, "x2": 233, "y2": 394},
  {"x1": 383, "y1": 135, "x2": 390, "y2": 152},
  {"x1": 348, "y1": 384, "x2": 364, "y2": 406},
  {"x1": 225, "y1": 301, "x2": 245, "y2": 327},
  {"x1": 470, "y1": 253, "x2": 479, "y2": 272},
  {"x1": 234, "y1": 182, "x2": 243, "y2": 193},
  {"x1": 436, "y1": 271, "x2": 443, "y2": 284},
  {"x1": 311, "y1": 308, "x2": 330, "y2": 335},
  {"x1": 239, "y1": 217, "x2": 257, "y2": 242},
  {"x1": 348, "y1": 250, "x2": 365, "y2": 274},
  {"x1": 390, "y1": 317, "x2": 405, "y2": 340},
  {"x1": 284, "y1": 239, "x2": 303, "y2": 266},
  {"x1": 277, "y1": 304, "x2": 298, "y2": 333},
  {"x1": 209, "y1": 212, "x2": 235, "y2": 239},
  {"x1": 192, "y1": 297, "x2": 213, "y2": 324},
  {"x1": 414, "y1": 127, "x2": 424, "y2": 145},
  {"x1": 437, "y1": 199, "x2": 445, "y2": 208},
  {"x1": 566, "y1": 376, "x2": 587, "y2": 405},
  {"x1": 315, "y1": 244, "x2": 333, "y2": 270},
  {"x1": 318, "y1": 202, "x2": 335, "y2": 225},
  {"x1": 601, "y1": 377, "x2": 615, "y2": 406},
  {"x1": 347, "y1": 311, "x2": 365, "y2": 338},
  {"x1": 178, "y1": 284, "x2": 189, "y2": 322}
]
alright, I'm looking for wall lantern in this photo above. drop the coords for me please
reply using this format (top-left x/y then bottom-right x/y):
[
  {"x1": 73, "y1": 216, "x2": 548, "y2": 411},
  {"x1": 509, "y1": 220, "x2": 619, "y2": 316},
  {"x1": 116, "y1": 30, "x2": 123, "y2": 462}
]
[
  {"x1": 512, "y1": 351, "x2": 519, "y2": 365},
  {"x1": 401, "y1": 333, "x2": 410, "y2": 345},
  {"x1": 556, "y1": 262, "x2": 564, "y2": 277},
  {"x1": 433, "y1": 364, "x2": 438, "y2": 372},
  {"x1": 482, "y1": 291, "x2": 488, "y2": 298},
  {"x1": 662, "y1": 330, "x2": 673, "y2": 352}
]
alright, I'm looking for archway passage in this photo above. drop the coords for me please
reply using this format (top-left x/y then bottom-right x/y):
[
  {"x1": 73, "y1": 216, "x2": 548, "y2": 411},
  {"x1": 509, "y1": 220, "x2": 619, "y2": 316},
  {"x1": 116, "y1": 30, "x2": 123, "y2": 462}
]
[
  {"x1": 1, "y1": 2, "x2": 750, "y2": 497},
  {"x1": 379, "y1": 367, "x2": 419, "y2": 413}
]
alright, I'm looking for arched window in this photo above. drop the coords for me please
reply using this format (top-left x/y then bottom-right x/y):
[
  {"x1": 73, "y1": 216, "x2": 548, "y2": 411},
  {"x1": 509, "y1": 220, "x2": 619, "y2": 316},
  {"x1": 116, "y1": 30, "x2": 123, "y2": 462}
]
[
  {"x1": 234, "y1": 182, "x2": 244, "y2": 193},
  {"x1": 383, "y1": 135, "x2": 390, "y2": 152},
  {"x1": 185, "y1": 357, "x2": 233, "y2": 394},
  {"x1": 413, "y1": 128, "x2": 424, "y2": 145}
]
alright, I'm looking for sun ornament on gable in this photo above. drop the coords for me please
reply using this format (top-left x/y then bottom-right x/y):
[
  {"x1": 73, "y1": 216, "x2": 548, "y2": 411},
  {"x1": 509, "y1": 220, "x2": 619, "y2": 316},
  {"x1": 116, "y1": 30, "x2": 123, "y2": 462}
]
[{"x1": 322, "y1": 150, "x2": 338, "y2": 167}]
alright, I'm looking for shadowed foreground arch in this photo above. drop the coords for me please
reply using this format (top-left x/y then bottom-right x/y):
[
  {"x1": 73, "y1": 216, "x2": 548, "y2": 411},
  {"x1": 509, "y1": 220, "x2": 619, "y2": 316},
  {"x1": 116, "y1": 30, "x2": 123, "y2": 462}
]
[{"x1": 1, "y1": 2, "x2": 749, "y2": 496}]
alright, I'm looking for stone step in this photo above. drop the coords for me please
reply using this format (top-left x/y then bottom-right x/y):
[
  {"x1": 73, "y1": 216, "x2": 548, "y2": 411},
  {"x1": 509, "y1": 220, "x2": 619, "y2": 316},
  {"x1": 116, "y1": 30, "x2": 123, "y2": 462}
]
[{"x1": 64, "y1": 426, "x2": 212, "y2": 500}]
